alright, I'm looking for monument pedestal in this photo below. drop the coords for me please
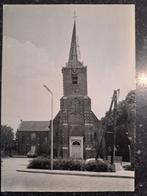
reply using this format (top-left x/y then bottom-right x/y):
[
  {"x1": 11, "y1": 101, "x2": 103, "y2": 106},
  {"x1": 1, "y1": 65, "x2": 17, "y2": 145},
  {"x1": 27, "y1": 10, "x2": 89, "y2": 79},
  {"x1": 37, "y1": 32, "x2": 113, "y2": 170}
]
[{"x1": 108, "y1": 156, "x2": 123, "y2": 172}]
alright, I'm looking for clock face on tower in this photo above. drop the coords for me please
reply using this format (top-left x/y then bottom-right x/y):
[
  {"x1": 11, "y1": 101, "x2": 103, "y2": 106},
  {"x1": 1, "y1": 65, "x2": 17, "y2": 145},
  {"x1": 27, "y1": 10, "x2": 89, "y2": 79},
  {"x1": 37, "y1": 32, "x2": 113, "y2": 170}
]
[{"x1": 71, "y1": 68, "x2": 78, "y2": 74}]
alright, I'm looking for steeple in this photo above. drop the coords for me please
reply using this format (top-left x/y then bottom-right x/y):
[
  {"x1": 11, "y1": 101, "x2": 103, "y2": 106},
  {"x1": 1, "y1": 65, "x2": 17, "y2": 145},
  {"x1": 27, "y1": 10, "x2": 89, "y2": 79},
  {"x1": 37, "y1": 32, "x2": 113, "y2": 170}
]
[
  {"x1": 68, "y1": 16, "x2": 83, "y2": 67},
  {"x1": 62, "y1": 13, "x2": 87, "y2": 96}
]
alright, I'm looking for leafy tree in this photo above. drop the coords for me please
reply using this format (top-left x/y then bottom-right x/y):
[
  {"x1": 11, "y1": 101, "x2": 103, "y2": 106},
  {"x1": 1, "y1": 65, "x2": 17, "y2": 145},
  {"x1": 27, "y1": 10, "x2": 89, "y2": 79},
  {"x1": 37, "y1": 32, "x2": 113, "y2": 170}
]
[
  {"x1": 125, "y1": 90, "x2": 136, "y2": 167},
  {"x1": 1, "y1": 125, "x2": 14, "y2": 156}
]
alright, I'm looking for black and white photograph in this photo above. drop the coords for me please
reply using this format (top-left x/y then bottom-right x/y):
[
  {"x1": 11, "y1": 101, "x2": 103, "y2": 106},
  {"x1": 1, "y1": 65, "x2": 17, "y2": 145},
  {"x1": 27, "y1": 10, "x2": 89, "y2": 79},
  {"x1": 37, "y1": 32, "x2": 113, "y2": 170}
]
[{"x1": 1, "y1": 4, "x2": 137, "y2": 192}]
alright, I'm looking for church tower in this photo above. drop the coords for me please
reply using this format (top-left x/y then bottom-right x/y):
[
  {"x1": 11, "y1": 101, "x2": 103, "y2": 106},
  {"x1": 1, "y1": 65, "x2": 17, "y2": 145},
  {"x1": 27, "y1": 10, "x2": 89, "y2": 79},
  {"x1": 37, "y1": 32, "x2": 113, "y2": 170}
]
[
  {"x1": 54, "y1": 18, "x2": 100, "y2": 159},
  {"x1": 62, "y1": 19, "x2": 87, "y2": 97}
]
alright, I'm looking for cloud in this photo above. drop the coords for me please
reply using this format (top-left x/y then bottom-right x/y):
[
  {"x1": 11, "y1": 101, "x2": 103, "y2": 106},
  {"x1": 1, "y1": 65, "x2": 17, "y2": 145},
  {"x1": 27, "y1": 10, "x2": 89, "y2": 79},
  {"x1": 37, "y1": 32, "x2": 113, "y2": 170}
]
[
  {"x1": 3, "y1": 36, "x2": 54, "y2": 78},
  {"x1": 2, "y1": 36, "x2": 62, "y2": 130}
]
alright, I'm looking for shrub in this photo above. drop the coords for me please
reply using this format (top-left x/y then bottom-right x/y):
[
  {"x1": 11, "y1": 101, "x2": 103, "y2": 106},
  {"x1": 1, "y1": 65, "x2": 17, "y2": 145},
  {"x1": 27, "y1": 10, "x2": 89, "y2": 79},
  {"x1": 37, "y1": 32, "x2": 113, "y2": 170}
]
[
  {"x1": 123, "y1": 164, "x2": 134, "y2": 171},
  {"x1": 53, "y1": 159, "x2": 82, "y2": 171},
  {"x1": 53, "y1": 159, "x2": 62, "y2": 170},
  {"x1": 28, "y1": 157, "x2": 51, "y2": 169},
  {"x1": 28, "y1": 157, "x2": 83, "y2": 171},
  {"x1": 68, "y1": 160, "x2": 82, "y2": 171},
  {"x1": 59, "y1": 159, "x2": 72, "y2": 170},
  {"x1": 85, "y1": 159, "x2": 109, "y2": 172},
  {"x1": 107, "y1": 163, "x2": 113, "y2": 172}
]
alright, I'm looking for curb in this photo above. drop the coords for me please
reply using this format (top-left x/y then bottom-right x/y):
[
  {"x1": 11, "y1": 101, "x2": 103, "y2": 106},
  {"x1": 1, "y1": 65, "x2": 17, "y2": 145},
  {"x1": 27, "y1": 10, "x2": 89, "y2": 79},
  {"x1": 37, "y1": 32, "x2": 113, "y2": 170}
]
[
  {"x1": 16, "y1": 169, "x2": 134, "y2": 179},
  {"x1": 12, "y1": 156, "x2": 28, "y2": 158}
]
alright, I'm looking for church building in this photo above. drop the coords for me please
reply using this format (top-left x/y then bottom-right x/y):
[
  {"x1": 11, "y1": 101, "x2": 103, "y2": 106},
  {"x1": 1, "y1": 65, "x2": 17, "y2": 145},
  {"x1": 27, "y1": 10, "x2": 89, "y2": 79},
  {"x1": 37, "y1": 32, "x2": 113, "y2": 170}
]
[{"x1": 16, "y1": 18, "x2": 103, "y2": 159}]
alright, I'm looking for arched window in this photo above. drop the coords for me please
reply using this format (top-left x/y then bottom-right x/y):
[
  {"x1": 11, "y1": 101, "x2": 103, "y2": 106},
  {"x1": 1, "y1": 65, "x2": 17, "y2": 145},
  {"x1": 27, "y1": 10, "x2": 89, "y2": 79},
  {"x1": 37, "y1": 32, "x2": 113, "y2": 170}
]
[{"x1": 72, "y1": 141, "x2": 80, "y2": 146}]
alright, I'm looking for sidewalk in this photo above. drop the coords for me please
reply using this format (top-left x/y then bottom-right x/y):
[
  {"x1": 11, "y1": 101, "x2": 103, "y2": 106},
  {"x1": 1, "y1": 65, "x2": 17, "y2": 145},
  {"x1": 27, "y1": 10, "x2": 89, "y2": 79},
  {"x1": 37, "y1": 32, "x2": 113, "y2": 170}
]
[{"x1": 17, "y1": 167, "x2": 134, "y2": 179}]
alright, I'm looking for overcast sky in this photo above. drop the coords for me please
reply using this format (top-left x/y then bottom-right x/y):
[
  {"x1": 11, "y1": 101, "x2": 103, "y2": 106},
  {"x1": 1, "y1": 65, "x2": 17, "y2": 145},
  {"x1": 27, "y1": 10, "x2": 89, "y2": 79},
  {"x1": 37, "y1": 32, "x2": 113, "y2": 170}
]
[{"x1": 2, "y1": 5, "x2": 135, "y2": 131}]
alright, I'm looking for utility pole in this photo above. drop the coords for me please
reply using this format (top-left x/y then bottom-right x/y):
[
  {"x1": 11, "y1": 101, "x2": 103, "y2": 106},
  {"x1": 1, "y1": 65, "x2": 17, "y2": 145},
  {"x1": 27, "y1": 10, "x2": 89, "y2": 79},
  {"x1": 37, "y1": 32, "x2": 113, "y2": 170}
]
[
  {"x1": 111, "y1": 89, "x2": 120, "y2": 164},
  {"x1": 95, "y1": 89, "x2": 120, "y2": 163}
]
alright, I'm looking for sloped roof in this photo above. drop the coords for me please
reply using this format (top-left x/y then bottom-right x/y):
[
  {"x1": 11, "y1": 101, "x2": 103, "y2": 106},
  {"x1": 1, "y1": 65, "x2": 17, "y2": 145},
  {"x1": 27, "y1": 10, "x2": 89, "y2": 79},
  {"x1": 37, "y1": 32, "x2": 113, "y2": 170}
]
[{"x1": 17, "y1": 121, "x2": 50, "y2": 132}]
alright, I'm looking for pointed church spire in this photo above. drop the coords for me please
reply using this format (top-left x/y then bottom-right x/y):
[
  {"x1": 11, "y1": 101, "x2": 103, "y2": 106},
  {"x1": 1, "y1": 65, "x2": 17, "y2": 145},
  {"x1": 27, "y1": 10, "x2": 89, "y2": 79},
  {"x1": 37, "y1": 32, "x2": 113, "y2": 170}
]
[
  {"x1": 68, "y1": 13, "x2": 83, "y2": 67},
  {"x1": 68, "y1": 20, "x2": 77, "y2": 63}
]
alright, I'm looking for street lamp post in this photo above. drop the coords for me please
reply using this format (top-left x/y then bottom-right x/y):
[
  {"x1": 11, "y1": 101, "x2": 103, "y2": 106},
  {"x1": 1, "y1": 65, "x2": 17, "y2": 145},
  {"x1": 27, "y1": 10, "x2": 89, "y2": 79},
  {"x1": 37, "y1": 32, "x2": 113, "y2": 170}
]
[{"x1": 43, "y1": 85, "x2": 53, "y2": 170}]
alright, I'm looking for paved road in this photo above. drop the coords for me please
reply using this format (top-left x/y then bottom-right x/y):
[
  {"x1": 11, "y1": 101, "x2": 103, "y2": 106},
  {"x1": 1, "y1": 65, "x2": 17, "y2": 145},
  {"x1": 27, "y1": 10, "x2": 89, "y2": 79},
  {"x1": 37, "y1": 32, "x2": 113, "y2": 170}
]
[{"x1": 1, "y1": 158, "x2": 134, "y2": 192}]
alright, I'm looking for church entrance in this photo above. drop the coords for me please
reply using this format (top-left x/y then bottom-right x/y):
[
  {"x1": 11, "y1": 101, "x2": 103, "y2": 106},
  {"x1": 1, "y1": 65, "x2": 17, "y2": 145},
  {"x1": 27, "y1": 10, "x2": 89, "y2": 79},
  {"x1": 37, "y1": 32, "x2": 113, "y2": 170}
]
[{"x1": 69, "y1": 136, "x2": 83, "y2": 159}]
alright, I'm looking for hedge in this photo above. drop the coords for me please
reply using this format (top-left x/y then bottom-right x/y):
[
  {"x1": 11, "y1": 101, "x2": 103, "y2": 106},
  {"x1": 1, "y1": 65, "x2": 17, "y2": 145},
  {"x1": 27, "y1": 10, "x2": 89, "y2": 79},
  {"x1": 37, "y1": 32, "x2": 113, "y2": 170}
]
[
  {"x1": 27, "y1": 157, "x2": 112, "y2": 172},
  {"x1": 85, "y1": 160, "x2": 109, "y2": 172}
]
